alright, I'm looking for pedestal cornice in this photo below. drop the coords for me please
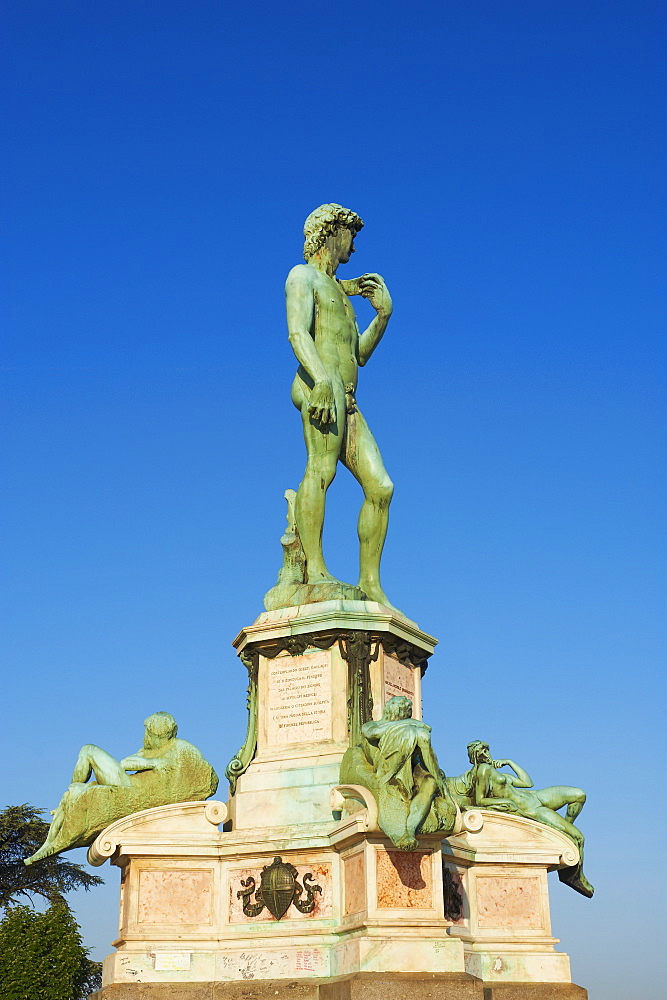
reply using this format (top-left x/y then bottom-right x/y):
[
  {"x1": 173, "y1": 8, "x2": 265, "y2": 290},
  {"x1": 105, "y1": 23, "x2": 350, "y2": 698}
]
[{"x1": 233, "y1": 601, "x2": 438, "y2": 659}]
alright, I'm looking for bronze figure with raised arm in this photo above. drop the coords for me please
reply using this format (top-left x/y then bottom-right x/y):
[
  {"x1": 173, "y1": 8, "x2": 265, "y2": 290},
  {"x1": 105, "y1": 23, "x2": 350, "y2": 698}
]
[
  {"x1": 453, "y1": 740, "x2": 593, "y2": 898},
  {"x1": 285, "y1": 203, "x2": 397, "y2": 610}
]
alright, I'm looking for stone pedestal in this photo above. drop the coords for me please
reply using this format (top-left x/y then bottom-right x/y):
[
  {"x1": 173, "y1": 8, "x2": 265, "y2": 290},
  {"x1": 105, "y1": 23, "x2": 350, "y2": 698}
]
[
  {"x1": 225, "y1": 601, "x2": 433, "y2": 830},
  {"x1": 443, "y1": 811, "x2": 580, "y2": 985},
  {"x1": 89, "y1": 602, "x2": 587, "y2": 999},
  {"x1": 89, "y1": 801, "x2": 585, "y2": 996}
]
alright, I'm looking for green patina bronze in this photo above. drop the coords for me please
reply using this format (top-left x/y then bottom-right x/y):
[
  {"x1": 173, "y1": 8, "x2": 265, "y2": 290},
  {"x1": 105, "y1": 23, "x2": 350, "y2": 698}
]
[
  {"x1": 25, "y1": 712, "x2": 218, "y2": 865},
  {"x1": 340, "y1": 696, "x2": 457, "y2": 850},
  {"x1": 264, "y1": 204, "x2": 400, "y2": 614},
  {"x1": 447, "y1": 740, "x2": 593, "y2": 898}
]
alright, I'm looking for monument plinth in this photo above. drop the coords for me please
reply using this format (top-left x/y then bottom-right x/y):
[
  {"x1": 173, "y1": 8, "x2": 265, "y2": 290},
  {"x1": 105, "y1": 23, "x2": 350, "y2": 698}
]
[
  {"x1": 19, "y1": 203, "x2": 590, "y2": 998},
  {"x1": 88, "y1": 795, "x2": 585, "y2": 997},
  {"x1": 226, "y1": 600, "x2": 433, "y2": 830},
  {"x1": 89, "y1": 599, "x2": 587, "y2": 997}
]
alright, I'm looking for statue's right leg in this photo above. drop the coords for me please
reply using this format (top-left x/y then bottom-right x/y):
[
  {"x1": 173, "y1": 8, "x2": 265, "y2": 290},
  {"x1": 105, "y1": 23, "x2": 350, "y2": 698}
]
[
  {"x1": 292, "y1": 379, "x2": 345, "y2": 583},
  {"x1": 72, "y1": 744, "x2": 133, "y2": 787},
  {"x1": 534, "y1": 806, "x2": 594, "y2": 898}
]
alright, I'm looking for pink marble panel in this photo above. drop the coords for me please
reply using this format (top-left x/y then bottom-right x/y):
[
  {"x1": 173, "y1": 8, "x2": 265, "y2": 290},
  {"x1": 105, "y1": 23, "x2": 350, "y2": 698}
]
[
  {"x1": 376, "y1": 849, "x2": 433, "y2": 908},
  {"x1": 229, "y1": 861, "x2": 332, "y2": 922},
  {"x1": 476, "y1": 876, "x2": 543, "y2": 929},
  {"x1": 137, "y1": 869, "x2": 213, "y2": 925},
  {"x1": 343, "y1": 851, "x2": 366, "y2": 915}
]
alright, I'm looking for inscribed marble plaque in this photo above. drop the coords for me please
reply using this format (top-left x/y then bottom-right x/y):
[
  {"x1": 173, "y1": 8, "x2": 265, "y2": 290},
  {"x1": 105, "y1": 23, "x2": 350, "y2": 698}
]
[
  {"x1": 383, "y1": 655, "x2": 416, "y2": 707},
  {"x1": 153, "y1": 953, "x2": 191, "y2": 971},
  {"x1": 266, "y1": 651, "x2": 332, "y2": 746}
]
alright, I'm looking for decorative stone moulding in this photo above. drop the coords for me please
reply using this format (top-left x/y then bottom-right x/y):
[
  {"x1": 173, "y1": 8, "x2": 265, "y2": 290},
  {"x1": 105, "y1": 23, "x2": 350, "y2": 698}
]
[
  {"x1": 88, "y1": 800, "x2": 228, "y2": 867},
  {"x1": 91, "y1": 800, "x2": 586, "y2": 996}
]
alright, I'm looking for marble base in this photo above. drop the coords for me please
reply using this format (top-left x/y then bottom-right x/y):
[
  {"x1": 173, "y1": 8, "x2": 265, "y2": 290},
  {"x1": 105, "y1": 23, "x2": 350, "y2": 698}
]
[
  {"x1": 263, "y1": 581, "x2": 368, "y2": 613},
  {"x1": 443, "y1": 812, "x2": 580, "y2": 985},
  {"x1": 90, "y1": 974, "x2": 587, "y2": 999},
  {"x1": 89, "y1": 607, "x2": 587, "y2": 999},
  {"x1": 89, "y1": 802, "x2": 584, "y2": 994}
]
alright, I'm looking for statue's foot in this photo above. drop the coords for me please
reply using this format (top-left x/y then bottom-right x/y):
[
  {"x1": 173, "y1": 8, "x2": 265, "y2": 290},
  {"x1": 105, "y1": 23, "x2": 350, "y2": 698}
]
[
  {"x1": 359, "y1": 581, "x2": 404, "y2": 615},
  {"x1": 558, "y1": 867, "x2": 594, "y2": 898},
  {"x1": 306, "y1": 569, "x2": 343, "y2": 585}
]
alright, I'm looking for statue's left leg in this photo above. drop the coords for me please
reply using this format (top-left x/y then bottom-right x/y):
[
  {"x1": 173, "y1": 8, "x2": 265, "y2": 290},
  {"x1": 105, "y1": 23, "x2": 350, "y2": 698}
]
[
  {"x1": 403, "y1": 774, "x2": 439, "y2": 849},
  {"x1": 536, "y1": 785, "x2": 586, "y2": 822},
  {"x1": 341, "y1": 409, "x2": 397, "y2": 610}
]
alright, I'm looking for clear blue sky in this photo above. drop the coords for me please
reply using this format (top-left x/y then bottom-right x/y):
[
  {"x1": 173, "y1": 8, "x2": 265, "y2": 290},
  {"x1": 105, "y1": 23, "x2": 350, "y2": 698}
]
[{"x1": 3, "y1": 3, "x2": 665, "y2": 997}]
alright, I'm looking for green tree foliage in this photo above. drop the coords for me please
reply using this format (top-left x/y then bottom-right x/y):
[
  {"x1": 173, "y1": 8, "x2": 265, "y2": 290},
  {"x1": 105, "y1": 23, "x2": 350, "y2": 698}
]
[
  {"x1": 0, "y1": 900, "x2": 102, "y2": 999},
  {"x1": 0, "y1": 805, "x2": 104, "y2": 997},
  {"x1": 0, "y1": 804, "x2": 102, "y2": 908}
]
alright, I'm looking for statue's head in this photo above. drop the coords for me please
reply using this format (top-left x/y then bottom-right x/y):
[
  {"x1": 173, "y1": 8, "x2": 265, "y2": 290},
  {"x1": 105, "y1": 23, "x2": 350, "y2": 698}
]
[
  {"x1": 303, "y1": 203, "x2": 364, "y2": 262},
  {"x1": 383, "y1": 695, "x2": 413, "y2": 721},
  {"x1": 143, "y1": 711, "x2": 178, "y2": 749},
  {"x1": 467, "y1": 740, "x2": 492, "y2": 765}
]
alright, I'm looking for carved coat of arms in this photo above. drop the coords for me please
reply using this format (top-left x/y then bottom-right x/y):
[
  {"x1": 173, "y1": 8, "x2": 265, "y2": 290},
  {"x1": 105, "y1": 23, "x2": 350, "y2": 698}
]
[{"x1": 237, "y1": 856, "x2": 322, "y2": 920}]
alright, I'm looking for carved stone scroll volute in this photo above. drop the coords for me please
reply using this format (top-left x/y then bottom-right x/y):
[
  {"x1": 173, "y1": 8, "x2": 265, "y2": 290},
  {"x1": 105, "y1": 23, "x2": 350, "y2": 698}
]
[
  {"x1": 225, "y1": 649, "x2": 259, "y2": 795},
  {"x1": 339, "y1": 631, "x2": 379, "y2": 747}
]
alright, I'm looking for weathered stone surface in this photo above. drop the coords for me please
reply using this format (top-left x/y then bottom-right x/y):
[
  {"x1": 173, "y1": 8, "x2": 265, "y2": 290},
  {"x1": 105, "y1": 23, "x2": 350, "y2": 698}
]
[
  {"x1": 482, "y1": 985, "x2": 588, "y2": 999},
  {"x1": 264, "y1": 580, "x2": 367, "y2": 613},
  {"x1": 343, "y1": 850, "x2": 365, "y2": 915},
  {"x1": 91, "y1": 987, "x2": 216, "y2": 1000},
  {"x1": 320, "y1": 973, "x2": 483, "y2": 1000},
  {"x1": 137, "y1": 869, "x2": 214, "y2": 926},
  {"x1": 375, "y1": 848, "x2": 433, "y2": 908},
  {"x1": 475, "y1": 875, "x2": 543, "y2": 929},
  {"x1": 90, "y1": 977, "x2": 589, "y2": 1000}
]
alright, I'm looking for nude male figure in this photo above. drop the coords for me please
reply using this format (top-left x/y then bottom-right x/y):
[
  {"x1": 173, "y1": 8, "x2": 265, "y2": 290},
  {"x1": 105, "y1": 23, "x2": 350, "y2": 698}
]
[{"x1": 287, "y1": 203, "x2": 395, "y2": 608}]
